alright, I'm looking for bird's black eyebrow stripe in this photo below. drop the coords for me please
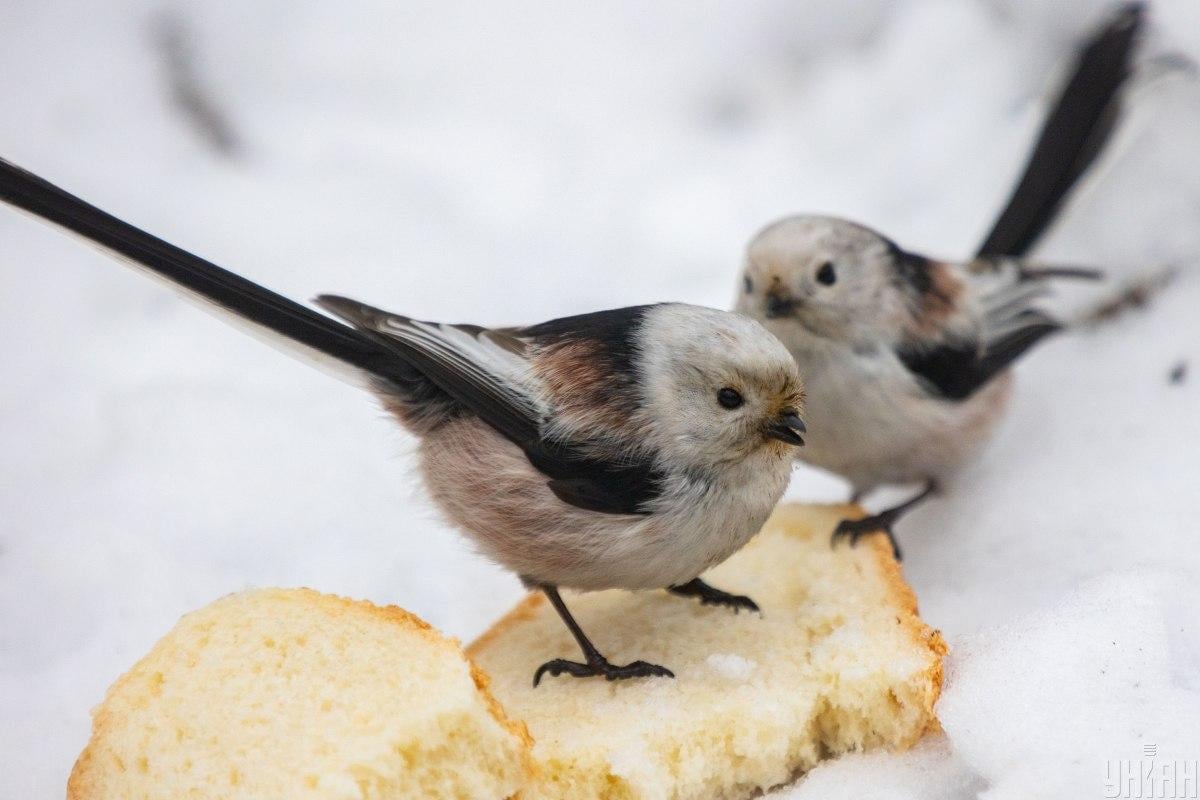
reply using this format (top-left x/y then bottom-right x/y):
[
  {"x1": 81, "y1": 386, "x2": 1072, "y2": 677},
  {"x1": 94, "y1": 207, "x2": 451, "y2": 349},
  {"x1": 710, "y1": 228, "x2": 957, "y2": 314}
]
[
  {"x1": 521, "y1": 304, "x2": 657, "y2": 378},
  {"x1": 886, "y1": 238, "x2": 934, "y2": 295},
  {"x1": 518, "y1": 304, "x2": 667, "y2": 515}
]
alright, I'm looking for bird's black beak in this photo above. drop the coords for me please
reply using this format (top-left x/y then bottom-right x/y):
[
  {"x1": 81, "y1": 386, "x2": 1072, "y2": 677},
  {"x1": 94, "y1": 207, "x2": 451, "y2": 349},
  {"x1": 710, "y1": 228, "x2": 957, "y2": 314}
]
[
  {"x1": 766, "y1": 411, "x2": 806, "y2": 446},
  {"x1": 764, "y1": 291, "x2": 796, "y2": 319}
]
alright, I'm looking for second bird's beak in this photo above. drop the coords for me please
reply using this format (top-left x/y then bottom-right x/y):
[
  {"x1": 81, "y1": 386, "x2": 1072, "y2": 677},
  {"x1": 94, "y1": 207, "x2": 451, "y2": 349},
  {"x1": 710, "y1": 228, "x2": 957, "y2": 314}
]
[
  {"x1": 764, "y1": 291, "x2": 796, "y2": 319},
  {"x1": 766, "y1": 411, "x2": 806, "y2": 446}
]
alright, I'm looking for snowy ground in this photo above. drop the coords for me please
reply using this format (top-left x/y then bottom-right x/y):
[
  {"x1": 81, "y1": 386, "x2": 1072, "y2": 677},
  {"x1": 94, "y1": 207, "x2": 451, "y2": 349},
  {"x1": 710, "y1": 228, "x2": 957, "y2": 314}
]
[{"x1": 2, "y1": 1, "x2": 1199, "y2": 797}]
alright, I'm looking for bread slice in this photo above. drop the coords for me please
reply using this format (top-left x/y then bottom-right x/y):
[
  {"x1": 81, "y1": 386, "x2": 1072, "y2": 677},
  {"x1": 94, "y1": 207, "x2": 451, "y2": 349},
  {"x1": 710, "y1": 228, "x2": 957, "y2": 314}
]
[
  {"x1": 469, "y1": 503, "x2": 946, "y2": 799},
  {"x1": 68, "y1": 588, "x2": 531, "y2": 800}
]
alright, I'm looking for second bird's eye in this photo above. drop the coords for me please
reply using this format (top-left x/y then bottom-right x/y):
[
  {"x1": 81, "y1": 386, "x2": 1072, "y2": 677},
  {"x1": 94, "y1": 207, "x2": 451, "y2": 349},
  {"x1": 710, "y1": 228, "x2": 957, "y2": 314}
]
[
  {"x1": 717, "y1": 387, "x2": 744, "y2": 409},
  {"x1": 743, "y1": 275, "x2": 754, "y2": 294},
  {"x1": 816, "y1": 261, "x2": 837, "y2": 285}
]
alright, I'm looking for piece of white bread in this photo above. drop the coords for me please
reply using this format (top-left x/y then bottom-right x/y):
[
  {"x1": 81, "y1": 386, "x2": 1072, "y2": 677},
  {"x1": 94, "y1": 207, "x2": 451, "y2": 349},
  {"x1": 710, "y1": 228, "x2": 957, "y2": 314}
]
[
  {"x1": 67, "y1": 588, "x2": 531, "y2": 800},
  {"x1": 469, "y1": 503, "x2": 947, "y2": 799}
]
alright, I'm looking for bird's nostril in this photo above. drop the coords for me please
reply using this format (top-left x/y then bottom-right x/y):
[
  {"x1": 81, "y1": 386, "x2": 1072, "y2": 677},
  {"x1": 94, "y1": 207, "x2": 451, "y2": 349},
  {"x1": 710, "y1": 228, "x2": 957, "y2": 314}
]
[{"x1": 765, "y1": 293, "x2": 795, "y2": 318}]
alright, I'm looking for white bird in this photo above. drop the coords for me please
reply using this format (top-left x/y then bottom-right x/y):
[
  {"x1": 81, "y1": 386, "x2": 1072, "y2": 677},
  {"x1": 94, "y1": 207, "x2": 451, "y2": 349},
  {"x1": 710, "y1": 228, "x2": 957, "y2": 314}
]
[
  {"x1": 734, "y1": 3, "x2": 1142, "y2": 556},
  {"x1": 0, "y1": 158, "x2": 806, "y2": 686}
]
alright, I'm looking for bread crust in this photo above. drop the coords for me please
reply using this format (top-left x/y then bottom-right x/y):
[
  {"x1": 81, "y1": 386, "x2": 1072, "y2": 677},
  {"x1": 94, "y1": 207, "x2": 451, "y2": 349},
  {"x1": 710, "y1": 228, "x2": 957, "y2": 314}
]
[
  {"x1": 831, "y1": 503, "x2": 948, "y2": 739},
  {"x1": 468, "y1": 592, "x2": 547, "y2": 661},
  {"x1": 68, "y1": 588, "x2": 532, "y2": 799}
]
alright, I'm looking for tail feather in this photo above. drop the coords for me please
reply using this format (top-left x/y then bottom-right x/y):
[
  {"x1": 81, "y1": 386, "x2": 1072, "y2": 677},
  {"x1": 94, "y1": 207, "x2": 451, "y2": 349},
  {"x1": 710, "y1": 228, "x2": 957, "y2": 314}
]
[
  {"x1": 1017, "y1": 264, "x2": 1105, "y2": 282},
  {"x1": 976, "y1": 3, "x2": 1144, "y2": 258},
  {"x1": 0, "y1": 157, "x2": 406, "y2": 386}
]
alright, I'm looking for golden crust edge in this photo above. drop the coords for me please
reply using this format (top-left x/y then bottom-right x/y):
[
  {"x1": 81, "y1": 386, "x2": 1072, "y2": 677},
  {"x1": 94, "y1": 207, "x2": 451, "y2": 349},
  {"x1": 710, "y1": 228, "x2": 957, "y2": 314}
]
[
  {"x1": 466, "y1": 591, "x2": 547, "y2": 661},
  {"x1": 816, "y1": 502, "x2": 948, "y2": 742},
  {"x1": 67, "y1": 587, "x2": 533, "y2": 800}
]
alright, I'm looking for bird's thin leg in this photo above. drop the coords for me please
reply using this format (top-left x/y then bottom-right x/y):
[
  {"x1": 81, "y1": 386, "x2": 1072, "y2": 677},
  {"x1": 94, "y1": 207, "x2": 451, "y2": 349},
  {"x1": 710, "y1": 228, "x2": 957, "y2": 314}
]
[
  {"x1": 532, "y1": 585, "x2": 675, "y2": 687},
  {"x1": 831, "y1": 480, "x2": 938, "y2": 561},
  {"x1": 668, "y1": 578, "x2": 759, "y2": 614}
]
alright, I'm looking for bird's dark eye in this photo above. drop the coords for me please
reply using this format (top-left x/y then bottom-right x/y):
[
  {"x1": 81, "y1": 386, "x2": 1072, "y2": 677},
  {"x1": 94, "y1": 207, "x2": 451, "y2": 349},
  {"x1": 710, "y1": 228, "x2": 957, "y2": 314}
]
[
  {"x1": 717, "y1": 387, "x2": 744, "y2": 409},
  {"x1": 743, "y1": 275, "x2": 754, "y2": 294},
  {"x1": 816, "y1": 261, "x2": 837, "y2": 285}
]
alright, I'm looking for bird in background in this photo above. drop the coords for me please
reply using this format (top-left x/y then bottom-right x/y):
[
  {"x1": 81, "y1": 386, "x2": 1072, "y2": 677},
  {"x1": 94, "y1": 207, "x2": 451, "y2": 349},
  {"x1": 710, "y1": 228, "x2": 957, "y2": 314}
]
[
  {"x1": 736, "y1": 3, "x2": 1144, "y2": 557},
  {"x1": 0, "y1": 160, "x2": 808, "y2": 686}
]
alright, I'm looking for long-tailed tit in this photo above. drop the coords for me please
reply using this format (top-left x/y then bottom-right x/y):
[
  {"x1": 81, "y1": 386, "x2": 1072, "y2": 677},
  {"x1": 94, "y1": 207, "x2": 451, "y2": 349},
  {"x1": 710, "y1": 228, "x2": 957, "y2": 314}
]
[
  {"x1": 735, "y1": 4, "x2": 1142, "y2": 557},
  {"x1": 1, "y1": 160, "x2": 806, "y2": 685}
]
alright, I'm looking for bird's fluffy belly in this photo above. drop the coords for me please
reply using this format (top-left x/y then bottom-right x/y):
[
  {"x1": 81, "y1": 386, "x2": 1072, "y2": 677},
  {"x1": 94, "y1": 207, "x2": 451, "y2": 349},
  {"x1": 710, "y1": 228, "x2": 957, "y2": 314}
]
[
  {"x1": 798, "y1": 360, "x2": 1013, "y2": 491},
  {"x1": 418, "y1": 418, "x2": 778, "y2": 591}
]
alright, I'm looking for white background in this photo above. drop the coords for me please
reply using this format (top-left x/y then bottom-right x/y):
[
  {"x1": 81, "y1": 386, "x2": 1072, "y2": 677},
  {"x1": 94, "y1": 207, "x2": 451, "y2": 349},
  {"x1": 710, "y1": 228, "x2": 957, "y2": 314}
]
[{"x1": 2, "y1": 1, "x2": 1198, "y2": 797}]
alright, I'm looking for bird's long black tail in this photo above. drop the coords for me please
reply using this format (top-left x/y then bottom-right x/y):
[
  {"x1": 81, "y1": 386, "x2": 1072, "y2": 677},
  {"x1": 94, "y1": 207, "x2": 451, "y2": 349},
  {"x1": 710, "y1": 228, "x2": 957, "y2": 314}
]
[
  {"x1": 0, "y1": 157, "x2": 408, "y2": 385},
  {"x1": 976, "y1": 3, "x2": 1144, "y2": 258}
]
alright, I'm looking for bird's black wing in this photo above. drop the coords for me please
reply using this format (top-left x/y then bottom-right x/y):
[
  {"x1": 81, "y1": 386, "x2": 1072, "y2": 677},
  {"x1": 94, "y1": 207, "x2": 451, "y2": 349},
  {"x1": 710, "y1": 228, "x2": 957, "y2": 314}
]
[
  {"x1": 0, "y1": 158, "x2": 664, "y2": 514},
  {"x1": 315, "y1": 296, "x2": 544, "y2": 446},
  {"x1": 896, "y1": 310, "x2": 1061, "y2": 401},
  {"x1": 318, "y1": 298, "x2": 665, "y2": 515},
  {"x1": 896, "y1": 254, "x2": 1092, "y2": 401},
  {"x1": 976, "y1": 3, "x2": 1143, "y2": 258},
  {"x1": 539, "y1": 462, "x2": 663, "y2": 516}
]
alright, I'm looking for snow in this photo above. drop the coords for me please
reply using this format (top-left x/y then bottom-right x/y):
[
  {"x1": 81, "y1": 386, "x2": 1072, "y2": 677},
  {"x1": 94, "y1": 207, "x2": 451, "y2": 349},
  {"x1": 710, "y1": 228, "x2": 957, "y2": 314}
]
[
  {"x1": 706, "y1": 652, "x2": 758, "y2": 681},
  {"x1": 1, "y1": 1, "x2": 1198, "y2": 797}
]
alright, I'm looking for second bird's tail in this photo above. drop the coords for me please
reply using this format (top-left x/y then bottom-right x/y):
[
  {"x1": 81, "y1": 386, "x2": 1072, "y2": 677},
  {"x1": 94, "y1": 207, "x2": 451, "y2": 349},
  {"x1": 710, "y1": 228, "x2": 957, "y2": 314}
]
[{"x1": 976, "y1": 3, "x2": 1144, "y2": 258}]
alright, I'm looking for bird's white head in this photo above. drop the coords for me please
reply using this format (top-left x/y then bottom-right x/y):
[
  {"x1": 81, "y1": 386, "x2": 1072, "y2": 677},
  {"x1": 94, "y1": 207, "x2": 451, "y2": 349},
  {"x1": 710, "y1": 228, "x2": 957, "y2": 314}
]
[
  {"x1": 634, "y1": 304, "x2": 806, "y2": 470},
  {"x1": 736, "y1": 215, "x2": 931, "y2": 349}
]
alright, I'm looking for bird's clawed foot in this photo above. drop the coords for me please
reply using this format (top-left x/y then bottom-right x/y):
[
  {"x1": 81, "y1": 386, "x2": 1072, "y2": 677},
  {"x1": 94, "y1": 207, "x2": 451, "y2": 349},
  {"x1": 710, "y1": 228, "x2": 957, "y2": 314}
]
[
  {"x1": 668, "y1": 577, "x2": 760, "y2": 614},
  {"x1": 533, "y1": 656, "x2": 674, "y2": 687},
  {"x1": 533, "y1": 584, "x2": 676, "y2": 687},
  {"x1": 834, "y1": 480, "x2": 937, "y2": 561},
  {"x1": 832, "y1": 513, "x2": 903, "y2": 561}
]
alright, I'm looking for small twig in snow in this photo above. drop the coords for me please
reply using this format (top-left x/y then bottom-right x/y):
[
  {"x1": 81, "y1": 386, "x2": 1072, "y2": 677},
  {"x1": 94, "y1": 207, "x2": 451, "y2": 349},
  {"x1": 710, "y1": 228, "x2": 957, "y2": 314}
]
[
  {"x1": 151, "y1": 13, "x2": 241, "y2": 157},
  {"x1": 1074, "y1": 267, "x2": 1177, "y2": 328},
  {"x1": 1169, "y1": 361, "x2": 1188, "y2": 386}
]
